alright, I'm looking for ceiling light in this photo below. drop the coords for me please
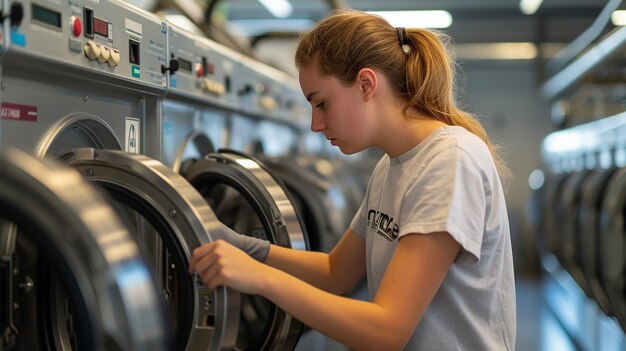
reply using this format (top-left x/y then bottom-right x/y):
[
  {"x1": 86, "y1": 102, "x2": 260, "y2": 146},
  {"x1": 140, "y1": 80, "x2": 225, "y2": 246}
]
[
  {"x1": 367, "y1": 11, "x2": 453, "y2": 29},
  {"x1": 455, "y1": 43, "x2": 537, "y2": 60},
  {"x1": 612, "y1": 10, "x2": 626, "y2": 26},
  {"x1": 228, "y1": 19, "x2": 315, "y2": 36},
  {"x1": 258, "y1": 0, "x2": 293, "y2": 19},
  {"x1": 519, "y1": 0, "x2": 544, "y2": 15}
]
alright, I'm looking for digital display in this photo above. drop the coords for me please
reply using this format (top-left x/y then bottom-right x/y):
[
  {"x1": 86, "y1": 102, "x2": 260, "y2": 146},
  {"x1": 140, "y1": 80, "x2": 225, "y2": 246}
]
[
  {"x1": 178, "y1": 58, "x2": 192, "y2": 72},
  {"x1": 32, "y1": 4, "x2": 61, "y2": 29},
  {"x1": 94, "y1": 17, "x2": 108, "y2": 37}
]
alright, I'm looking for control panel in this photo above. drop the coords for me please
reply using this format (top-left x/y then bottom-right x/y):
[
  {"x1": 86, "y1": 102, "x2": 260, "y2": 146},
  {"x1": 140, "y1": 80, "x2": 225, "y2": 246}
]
[
  {"x1": 237, "y1": 55, "x2": 309, "y2": 128},
  {"x1": 0, "y1": 0, "x2": 167, "y2": 90},
  {"x1": 164, "y1": 24, "x2": 239, "y2": 107},
  {"x1": 164, "y1": 21, "x2": 310, "y2": 129}
]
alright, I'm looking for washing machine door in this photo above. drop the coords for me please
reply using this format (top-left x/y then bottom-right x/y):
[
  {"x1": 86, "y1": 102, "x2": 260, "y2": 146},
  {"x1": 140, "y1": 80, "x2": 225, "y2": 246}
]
[
  {"x1": 578, "y1": 168, "x2": 617, "y2": 315},
  {"x1": 172, "y1": 131, "x2": 216, "y2": 175},
  {"x1": 598, "y1": 167, "x2": 626, "y2": 330},
  {"x1": 181, "y1": 149, "x2": 308, "y2": 351},
  {"x1": 293, "y1": 156, "x2": 365, "y2": 249},
  {"x1": 558, "y1": 170, "x2": 592, "y2": 293},
  {"x1": 36, "y1": 113, "x2": 124, "y2": 157},
  {"x1": 260, "y1": 157, "x2": 335, "y2": 253},
  {"x1": 538, "y1": 172, "x2": 571, "y2": 257},
  {"x1": 59, "y1": 148, "x2": 241, "y2": 351},
  {"x1": 0, "y1": 148, "x2": 167, "y2": 351}
]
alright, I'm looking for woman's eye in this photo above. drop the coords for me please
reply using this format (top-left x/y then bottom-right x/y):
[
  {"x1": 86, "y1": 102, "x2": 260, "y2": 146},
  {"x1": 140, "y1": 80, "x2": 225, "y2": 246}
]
[{"x1": 315, "y1": 102, "x2": 325, "y2": 109}]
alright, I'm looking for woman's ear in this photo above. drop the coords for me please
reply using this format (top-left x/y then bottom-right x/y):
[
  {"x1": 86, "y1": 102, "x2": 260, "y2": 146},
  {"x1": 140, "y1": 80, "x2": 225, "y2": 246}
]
[{"x1": 357, "y1": 68, "x2": 378, "y2": 102}]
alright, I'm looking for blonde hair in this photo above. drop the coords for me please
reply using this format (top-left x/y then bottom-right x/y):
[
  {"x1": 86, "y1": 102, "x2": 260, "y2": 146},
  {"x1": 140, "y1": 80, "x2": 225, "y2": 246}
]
[{"x1": 295, "y1": 9, "x2": 511, "y2": 185}]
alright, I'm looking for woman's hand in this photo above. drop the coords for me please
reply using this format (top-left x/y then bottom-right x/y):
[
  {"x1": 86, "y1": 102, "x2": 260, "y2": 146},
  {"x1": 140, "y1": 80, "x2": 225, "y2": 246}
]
[{"x1": 188, "y1": 240, "x2": 269, "y2": 294}]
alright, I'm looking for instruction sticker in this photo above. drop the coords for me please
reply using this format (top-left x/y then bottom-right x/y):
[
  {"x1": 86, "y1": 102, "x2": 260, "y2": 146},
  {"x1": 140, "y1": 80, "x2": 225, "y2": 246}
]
[
  {"x1": 125, "y1": 18, "x2": 142, "y2": 39},
  {"x1": 125, "y1": 117, "x2": 140, "y2": 154}
]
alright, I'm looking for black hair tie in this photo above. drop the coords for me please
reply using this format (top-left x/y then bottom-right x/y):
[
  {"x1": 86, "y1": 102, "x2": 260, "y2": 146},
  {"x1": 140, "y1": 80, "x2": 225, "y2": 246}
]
[{"x1": 396, "y1": 27, "x2": 409, "y2": 54}]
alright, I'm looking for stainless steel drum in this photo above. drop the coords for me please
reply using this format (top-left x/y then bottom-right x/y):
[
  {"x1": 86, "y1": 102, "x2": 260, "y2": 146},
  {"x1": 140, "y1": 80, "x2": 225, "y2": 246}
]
[
  {"x1": 181, "y1": 149, "x2": 307, "y2": 351},
  {"x1": 0, "y1": 148, "x2": 167, "y2": 350},
  {"x1": 58, "y1": 148, "x2": 241, "y2": 351}
]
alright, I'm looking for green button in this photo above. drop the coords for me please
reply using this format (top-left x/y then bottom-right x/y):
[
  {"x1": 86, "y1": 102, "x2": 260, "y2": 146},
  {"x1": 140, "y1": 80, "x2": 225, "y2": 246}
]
[{"x1": 131, "y1": 65, "x2": 140, "y2": 78}]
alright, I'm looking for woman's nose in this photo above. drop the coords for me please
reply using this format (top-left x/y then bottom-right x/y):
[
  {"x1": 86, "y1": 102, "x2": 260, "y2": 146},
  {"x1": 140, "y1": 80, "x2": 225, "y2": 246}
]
[{"x1": 310, "y1": 111, "x2": 326, "y2": 133}]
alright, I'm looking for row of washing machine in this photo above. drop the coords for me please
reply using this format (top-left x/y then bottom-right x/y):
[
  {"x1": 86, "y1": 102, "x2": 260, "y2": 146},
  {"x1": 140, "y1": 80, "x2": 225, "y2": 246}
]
[
  {"x1": 0, "y1": 1, "x2": 370, "y2": 350},
  {"x1": 532, "y1": 113, "x2": 626, "y2": 350}
]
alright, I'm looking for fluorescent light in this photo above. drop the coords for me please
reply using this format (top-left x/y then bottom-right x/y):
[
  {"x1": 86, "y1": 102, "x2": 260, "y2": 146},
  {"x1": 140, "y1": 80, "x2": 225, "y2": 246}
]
[
  {"x1": 228, "y1": 19, "x2": 315, "y2": 36},
  {"x1": 519, "y1": 0, "x2": 544, "y2": 15},
  {"x1": 367, "y1": 11, "x2": 452, "y2": 29},
  {"x1": 612, "y1": 10, "x2": 626, "y2": 26},
  {"x1": 455, "y1": 42, "x2": 537, "y2": 60},
  {"x1": 258, "y1": 0, "x2": 292, "y2": 19}
]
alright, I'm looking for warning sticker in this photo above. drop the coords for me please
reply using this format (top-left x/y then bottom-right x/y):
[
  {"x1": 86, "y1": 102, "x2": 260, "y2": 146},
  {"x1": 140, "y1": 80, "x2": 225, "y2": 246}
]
[{"x1": 1, "y1": 103, "x2": 38, "y2": 121}]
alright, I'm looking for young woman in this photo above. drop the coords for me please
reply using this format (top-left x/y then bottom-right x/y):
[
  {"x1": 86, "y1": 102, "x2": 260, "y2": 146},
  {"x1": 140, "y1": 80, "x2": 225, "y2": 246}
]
[{"x1": 189, "y1": 9, "x2": 516, "y2": 350}]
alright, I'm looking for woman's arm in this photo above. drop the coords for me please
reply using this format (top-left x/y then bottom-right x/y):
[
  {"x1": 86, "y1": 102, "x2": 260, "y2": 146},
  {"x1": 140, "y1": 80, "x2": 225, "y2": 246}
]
[
  {"x1": 264, "y1": 229, "x2": 366, "y2": 294},
  {"x1": 190, "y1": 231, "x2": 460, "y2": 350}
]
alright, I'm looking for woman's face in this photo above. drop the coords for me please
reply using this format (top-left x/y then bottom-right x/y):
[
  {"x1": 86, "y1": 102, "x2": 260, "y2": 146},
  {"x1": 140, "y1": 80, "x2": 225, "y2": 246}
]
[{"x1": 298, "y1": 63, "x2": 373, "y2": 155}]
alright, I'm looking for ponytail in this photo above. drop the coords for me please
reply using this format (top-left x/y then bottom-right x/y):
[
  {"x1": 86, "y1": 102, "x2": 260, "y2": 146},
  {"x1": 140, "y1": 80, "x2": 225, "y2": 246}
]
[{"x1": 402, "y1": 29, "x2": 511, "y2": 186}]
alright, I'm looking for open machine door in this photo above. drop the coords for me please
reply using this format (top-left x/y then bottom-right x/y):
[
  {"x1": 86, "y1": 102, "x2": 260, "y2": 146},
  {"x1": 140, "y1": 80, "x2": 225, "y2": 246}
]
[
  {"x1": 181, "y1": 149, "x2": 308, "y2": 351},
  {"x1": 57, "y1": 148, "x2": 242, "y2": 351},
  {"x1": 0, "y1": 148, "x2": 167, "y2": 350}
]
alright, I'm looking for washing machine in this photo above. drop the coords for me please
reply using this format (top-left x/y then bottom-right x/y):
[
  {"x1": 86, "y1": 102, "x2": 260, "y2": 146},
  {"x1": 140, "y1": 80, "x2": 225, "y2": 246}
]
[
  {"x1": 230, "y1": 54, "x2": 308, "y2": 156},
  {"x1": 0, "y1": 1, "x2": 240, "y2": 349},
  {"x1": 0, "y1": 0, "x2": 166, "y2": 158},
  {"x1": 0, "y1": 148, "x2": 168, "y2": 350},
  {"x1": 161, "y1": 22, "x2": 310, "y2": 350}
]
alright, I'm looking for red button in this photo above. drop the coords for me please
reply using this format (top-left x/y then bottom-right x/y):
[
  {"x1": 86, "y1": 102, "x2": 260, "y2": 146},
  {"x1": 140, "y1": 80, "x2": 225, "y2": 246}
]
[
  {"x1": 71, "y1": 16, "x2": 82, "y2": 37},
  {"x1": 196, "y1": 63, "x2": 204, "y2": 77}
]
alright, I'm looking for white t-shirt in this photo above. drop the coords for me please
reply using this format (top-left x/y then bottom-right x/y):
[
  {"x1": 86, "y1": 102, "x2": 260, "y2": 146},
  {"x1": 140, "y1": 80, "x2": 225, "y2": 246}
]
[{"x1": 350, "y1": 126, "x2": 516, "y2": 350}]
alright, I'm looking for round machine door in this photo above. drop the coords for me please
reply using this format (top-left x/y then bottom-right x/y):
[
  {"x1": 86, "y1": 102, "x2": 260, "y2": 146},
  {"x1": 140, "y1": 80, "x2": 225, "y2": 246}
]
[
  {"x1": 296, "y1": 156, "x2": 367, "y2": 241},
  {"x1": 578, "y1": 168, "x2": 617, "y2": 315},
  {"x1": 0, "y1": 148, "x2": 167, "y2": 351},
  {"x1": 59, "y1": 148, "x2": 241, "y2": 351},
  {"x1": 558, "y1": 170, "x2": 592, "y2": 293},
  {"x1": 36, "y1": 113, "x2": 124, "y2": 158},
  {"x1": 598, "y1": 167, "x2": 626, "y2": 330},
  {"x1": 181, "y1": 149, "x2": 308, "y2": 351},
  {"x1": 538, "y1": 172, "x2": 571, "y2": 257},
  {"x1": 260, "y1": 157, "x2": 335, "y2": 253},
  {"x1": 172, "y1": 131, "x2": 216, "y2": 175}
]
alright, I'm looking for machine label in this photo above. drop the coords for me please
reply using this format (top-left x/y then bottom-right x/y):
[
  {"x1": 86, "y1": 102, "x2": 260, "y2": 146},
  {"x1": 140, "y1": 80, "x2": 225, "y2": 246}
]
[
  {"x1": 125, "y1": 19, "x2": 143, "y2": 39},
  {"x1": 1, "y1": 103, "x2": 37, "y2": 121},
  {"x1": 125, "y1": 117, "x2": 140, "y2": 154},
  {"x1": 132, "y1": 65, "x2": 140, "y2": 78}
]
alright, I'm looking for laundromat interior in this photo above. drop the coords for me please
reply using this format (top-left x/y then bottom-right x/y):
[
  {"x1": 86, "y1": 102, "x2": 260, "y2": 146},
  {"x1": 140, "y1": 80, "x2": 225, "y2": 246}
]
[{"x1": 1, "y1": 0, "x2": 625, "y2": 350}]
